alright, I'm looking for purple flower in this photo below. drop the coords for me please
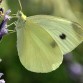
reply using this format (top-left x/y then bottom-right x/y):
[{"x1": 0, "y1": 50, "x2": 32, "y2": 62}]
[
  {"x1": 0, "y1": 73, "x2": 5, "y2": 83},
  {"x1": 0, "y1": 79, "x2": 5, "y2": 83},
  {"x1": 0, "y1": 9, "x2": 11, "y2": 40},
  {"x1": 64, "y1": 53, "x2": 83, "y2": 82},
  {"x1": 0, "y1": 73, "x2": 3, "y2": 78}
]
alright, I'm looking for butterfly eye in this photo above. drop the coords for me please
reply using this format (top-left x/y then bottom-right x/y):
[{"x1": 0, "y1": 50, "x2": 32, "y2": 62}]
[{"x1": 59, "y1": 33, "x2": 66, "y2": 40}]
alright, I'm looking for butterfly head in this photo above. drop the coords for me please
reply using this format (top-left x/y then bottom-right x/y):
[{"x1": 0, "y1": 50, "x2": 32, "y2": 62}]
[
  {"x1": 16, "y1": 11, "x2": 27, "y2": 29},
  {"x1": 17, "y1": 11, "x2": 26, "y2": 21}
]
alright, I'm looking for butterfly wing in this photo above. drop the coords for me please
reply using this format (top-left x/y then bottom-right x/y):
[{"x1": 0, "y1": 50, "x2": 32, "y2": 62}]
[
  {"x1": 28, "y1": 15, "x2": 83, "y2": 54},
  {"x1": 16, "y1": 18, "x2": 62, "y2": 73}
]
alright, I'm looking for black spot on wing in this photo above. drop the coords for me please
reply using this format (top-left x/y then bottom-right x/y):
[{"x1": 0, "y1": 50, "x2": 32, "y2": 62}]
[
  {"x1": 72, "y1": 22, "x2": 83, "y2": 39},
  {"x1": 59, "y1": 33, "x2": 66, "y2": 40},
  {"x1": 50, "y1": 41, "x2": 56, "y2": 48}
]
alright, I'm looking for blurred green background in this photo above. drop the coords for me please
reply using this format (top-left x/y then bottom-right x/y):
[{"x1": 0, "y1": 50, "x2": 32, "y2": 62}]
[{"x1": 0, "y1": 0, "x2": 83, "y2": 83}]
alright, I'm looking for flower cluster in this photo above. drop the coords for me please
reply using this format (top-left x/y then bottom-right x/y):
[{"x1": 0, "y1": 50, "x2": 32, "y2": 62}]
[
  {"x1": 0, "y1": 9, "x2": 11, "y2": 40},
  {"x1": 0, "y1": 1, "x2": 11, "y2": 82}
]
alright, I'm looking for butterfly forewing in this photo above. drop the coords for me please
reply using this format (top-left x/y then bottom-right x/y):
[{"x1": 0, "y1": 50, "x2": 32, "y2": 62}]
[{"x1": 28, "y1": 15, "x2": 83, "y2": 55}]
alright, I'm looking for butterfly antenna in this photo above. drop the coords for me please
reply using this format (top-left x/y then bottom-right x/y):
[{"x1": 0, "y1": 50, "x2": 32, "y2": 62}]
[{"x1": 18, "y1": 0, "x2": 22, "y2": 11}]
